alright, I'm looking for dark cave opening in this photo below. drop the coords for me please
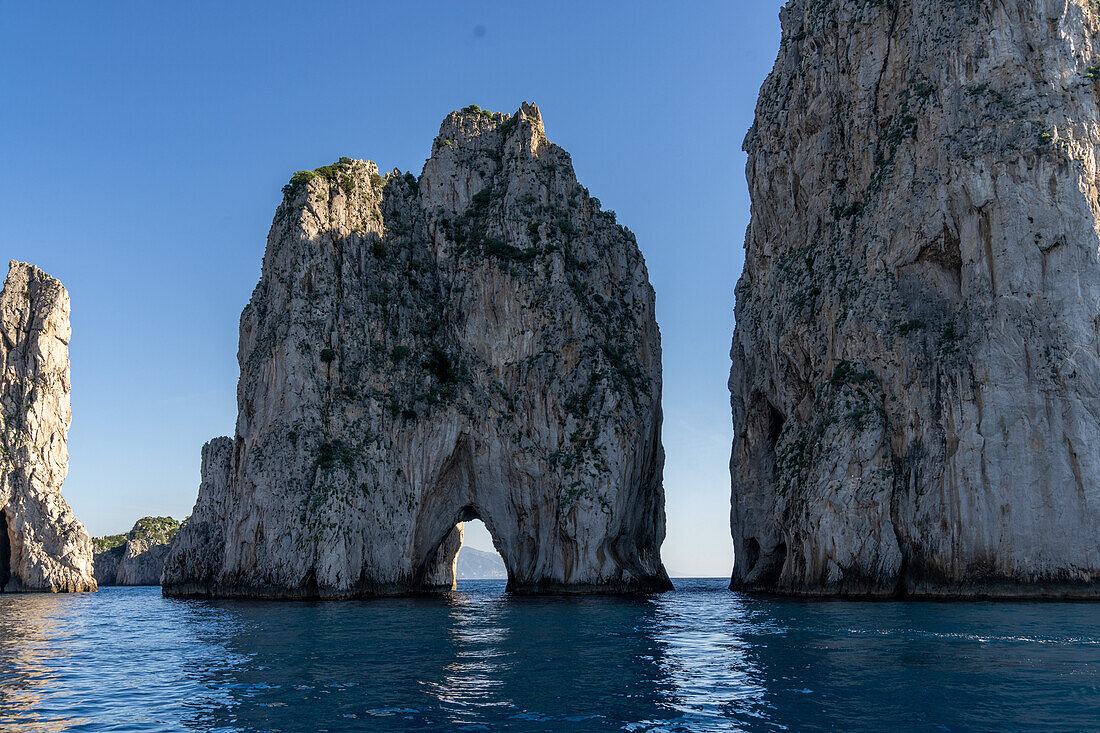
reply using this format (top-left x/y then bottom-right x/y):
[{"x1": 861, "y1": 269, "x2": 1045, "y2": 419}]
[
  {"x1": 0, "y1": 509, "x2": 11, "y2": 592},
  {"x1": 743, "y1": 537, "x2": 761, "y2": 576},
  {"x1": 766, "y1": 402, "x2": 785, "y2": 448}
]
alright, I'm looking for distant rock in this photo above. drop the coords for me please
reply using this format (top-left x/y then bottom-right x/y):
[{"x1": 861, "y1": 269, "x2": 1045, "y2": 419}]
[
  {"x1": 90, "y1": 533, "x2": 125, "y2": 586},
  {"x1": 457, "y1": 546, "x2": 507, "y2": 580},
  {"x1": 731, "y1": 0, "x2": 1100, "y2": 597},
  {"x1": 164, "y1": 104, "x2": 671, "y2": 599},
  {"x1": 0, "y1": 261, "x2": 96, "y2": 593},
  {"x1": 117, "y1": 517, "x2": 180, "y2": 586},
  {"x1": 93, "y1": 517, "x2": 180, "y2": 586}
]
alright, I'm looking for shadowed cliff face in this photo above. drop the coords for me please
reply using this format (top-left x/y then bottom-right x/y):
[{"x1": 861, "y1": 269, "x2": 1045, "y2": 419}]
[
  {"x1": 0, "y1": 261, "x2": 96, "y2": 593},
  {"x1": 731, "y1": 0, "x2": 1100, "y2": 598},
  {"x1": 164, "y1": 104, "x2": 671, "y2": 599}
]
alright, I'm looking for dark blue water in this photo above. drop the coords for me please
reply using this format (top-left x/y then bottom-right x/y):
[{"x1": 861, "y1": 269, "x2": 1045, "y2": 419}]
[{"x1": 1, "y1": 579, "x2": 1098, "y2": 732}]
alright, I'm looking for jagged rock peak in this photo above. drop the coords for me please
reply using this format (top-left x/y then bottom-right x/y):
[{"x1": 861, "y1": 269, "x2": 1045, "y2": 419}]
[
  {"x1": 0, "y1": 261, "x2": 96, "y2": 592},
  {"x1": 164, "y1": 105, "x2": 670, "y2": 599},
  {"x1": 731, "y1": 1, "x2": 1100, "y2": 598}
]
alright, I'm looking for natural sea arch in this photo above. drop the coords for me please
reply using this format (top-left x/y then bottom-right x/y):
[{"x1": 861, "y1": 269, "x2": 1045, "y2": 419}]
[
  {"x1": 421, "y1": 510, "x2": 502, "y2": 591},
  {"x1": 410, "y1": 442, "x2": 520, "y2": 592},
  {"x1": 404, "y1": 433, "x2": 655, "y2": 595},
  {"x1": 162, "y1": 108, "x2": 672, "y2": 599}
]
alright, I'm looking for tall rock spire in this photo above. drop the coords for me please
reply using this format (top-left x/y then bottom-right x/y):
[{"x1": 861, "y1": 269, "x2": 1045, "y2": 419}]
[{"x1": 0, "y1": 261, "x2": 96, "y2": 592}]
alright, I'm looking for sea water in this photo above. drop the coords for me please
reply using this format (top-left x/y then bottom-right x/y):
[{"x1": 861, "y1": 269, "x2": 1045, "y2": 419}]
[{"x1": 1, "y1": 579, "x2": 1097, "y2": 731}]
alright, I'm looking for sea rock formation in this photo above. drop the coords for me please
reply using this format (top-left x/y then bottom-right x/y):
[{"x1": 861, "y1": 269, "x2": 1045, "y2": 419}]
[
  {"x1": 93, "y1": 516, "x2": 180, "y2": 586},
  {"x1": 0, "y1": 261, "x2": 96, "y2": 592},
  {"x1": 731, "y1": 1, "x2": 1100, "y2": 598},
  {"x1": 164, "y1": 104, "x2": 670, "y2": 599}
]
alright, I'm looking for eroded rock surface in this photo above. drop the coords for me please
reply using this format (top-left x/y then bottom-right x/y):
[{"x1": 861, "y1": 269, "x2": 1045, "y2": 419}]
[
  {"x1": 731, "y1": 1, "x2": 1100, "y2": 598},
  {"x1": 0, "y1": 261, "x2": 96, "y2": 592},
  {"x1": 93, "y1": 516, "x2": 180, "y2": 586},
  {"x1": 164, "y1": 104, "x2": 670, "y2": 599}
]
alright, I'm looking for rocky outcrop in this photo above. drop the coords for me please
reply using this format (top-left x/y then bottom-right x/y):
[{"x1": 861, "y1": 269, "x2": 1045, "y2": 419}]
[
  {"x1": 731, "y1": 1, "x2": 1100, "y2": 598},
  {"x1": 164, "y1": 104, "x2": 670, "y2": 599},
  {"x1": 0, "y1": 261, "x2": 96, "y2": 592},
  {"x1": 93, "y1": 517, "x2": 180, "y2": 586}
]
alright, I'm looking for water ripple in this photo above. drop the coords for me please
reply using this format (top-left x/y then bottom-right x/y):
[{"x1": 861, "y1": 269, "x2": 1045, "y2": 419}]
[{"x1": 0, "y1": 582, "x2": 1098, "y2": 731}]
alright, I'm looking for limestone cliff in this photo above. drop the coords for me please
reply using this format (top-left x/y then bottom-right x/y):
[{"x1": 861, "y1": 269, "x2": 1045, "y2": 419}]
[
  {"x1": 164, "y1": 104, "x2": 670, "y2": 599},
  {"x1": 731, "y1": 1, "x2": 1100, "y2": 597},
  {"x1": 0, "y1": 261, "x2": 96, "y2": 592},
  {"x1": 93, "y1": 516, "x2": 180, "y2": 586}
]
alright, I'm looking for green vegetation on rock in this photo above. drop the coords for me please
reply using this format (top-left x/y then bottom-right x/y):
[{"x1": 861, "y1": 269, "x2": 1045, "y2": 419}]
[
  {"x1": 282, "y1": 170, "x2": 319, "y2": 198},
  {"x1": 94, "y1": 516, "x2": 181, "y2": 555},
  {"x1": 461, "y1": 104, "x2": 495, "y2": 118},
  {"x1": 128, "y1": 516, "x2": 181, "y2": 544},
  {"x1": 282, "y1": 158, "x2": 372, "y2": 201},
  {"x1": 92, "y1": 533, "x2": 127, "y2": 554}
]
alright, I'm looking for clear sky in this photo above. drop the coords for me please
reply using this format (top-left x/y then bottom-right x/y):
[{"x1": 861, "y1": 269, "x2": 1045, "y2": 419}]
[{"x1": 1, "y1": 1, "x2": 784, "y2": 577}]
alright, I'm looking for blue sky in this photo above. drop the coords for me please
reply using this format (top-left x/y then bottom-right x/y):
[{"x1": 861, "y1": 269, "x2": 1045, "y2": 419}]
[{"x1": 1, "y1": 1, "x2": 784, "y2": 576}]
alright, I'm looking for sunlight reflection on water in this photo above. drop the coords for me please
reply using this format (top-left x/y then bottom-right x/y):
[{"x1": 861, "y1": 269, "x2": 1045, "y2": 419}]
[{"x1": 1, "y1": 581, "x2": 1098, "y2": 731}]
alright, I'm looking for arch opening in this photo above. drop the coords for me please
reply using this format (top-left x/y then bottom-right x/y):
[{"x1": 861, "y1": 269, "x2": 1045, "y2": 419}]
[
  {"x1": 418, "y1": 504, "x2": 510, "y2": 593},
  {"x1": 0, "y1": 510, "x2": 11, "y2": 592},
  {"x1": 456, "y1": 518, "x2": 507, "y2": 588}
]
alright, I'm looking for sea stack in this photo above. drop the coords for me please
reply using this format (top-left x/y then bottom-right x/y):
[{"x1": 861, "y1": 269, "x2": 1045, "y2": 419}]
[
  {"x1": 730, "y1": 1, "x2": 1100, "y2": 597},
  {"x1": 164, "y1": 104, "x2": 671, "y2": 599},
  {"x1": 0, "y1": 261, "x2": 96, "y2": 592}
]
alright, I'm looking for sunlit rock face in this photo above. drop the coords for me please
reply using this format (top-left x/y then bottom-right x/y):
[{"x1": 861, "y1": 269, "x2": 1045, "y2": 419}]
[
  {"x1": 163, "y1": 104, "x2": 671, "y2": 599},
  {"x1": 731, "y1": 1, "x2": 1100, "y2": 598},
  {"x1": 0, "y1": 261, "x2": 96, "y2": 593}
]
